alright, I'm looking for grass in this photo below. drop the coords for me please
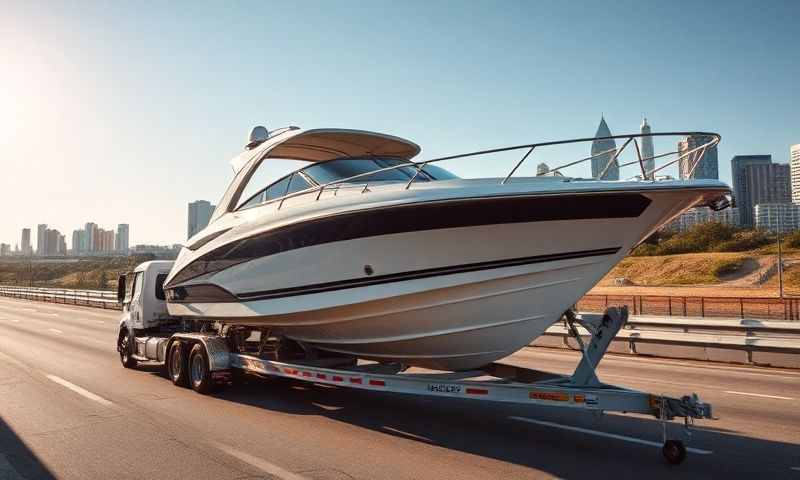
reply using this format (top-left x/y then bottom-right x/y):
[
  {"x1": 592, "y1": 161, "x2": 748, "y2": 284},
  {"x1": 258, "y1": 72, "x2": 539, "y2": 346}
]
[{"x1": 604, "y1": 252, "x2": 751, "y2": 286}]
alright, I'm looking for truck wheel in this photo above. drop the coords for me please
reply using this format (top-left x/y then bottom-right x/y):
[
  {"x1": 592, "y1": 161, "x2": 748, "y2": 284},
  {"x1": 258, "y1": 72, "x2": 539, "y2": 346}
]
[
  {"x1": 189, "y1": 343, "x2": 214, "y2": 394},
  {"x1": 118, "y1": 331, "x2": 137, "y2": 369},
  {"x1": 168, "y1": 341, "x2": 189, "y2": 387}
]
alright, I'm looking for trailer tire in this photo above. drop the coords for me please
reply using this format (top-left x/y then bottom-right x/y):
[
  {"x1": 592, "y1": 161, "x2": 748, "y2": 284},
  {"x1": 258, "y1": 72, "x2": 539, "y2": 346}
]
[
  {"x1": 118, "y1": 330, "x2": 137, "y2": 369},
  {"x1": 188, "y1": 343, "x2": 214, "y2": 394},
  {"x1": 662, "y1": 440, "x2": 687, "y2": 465},
  {"x1": 168, "y1": 341, "x2": 189, "y2": 387}
]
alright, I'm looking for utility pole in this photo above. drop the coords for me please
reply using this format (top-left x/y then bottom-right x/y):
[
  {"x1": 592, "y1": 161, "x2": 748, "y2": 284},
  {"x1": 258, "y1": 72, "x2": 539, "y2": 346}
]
[{"x1": 777, "y1": 210, "x2": 784, "y2": 298}]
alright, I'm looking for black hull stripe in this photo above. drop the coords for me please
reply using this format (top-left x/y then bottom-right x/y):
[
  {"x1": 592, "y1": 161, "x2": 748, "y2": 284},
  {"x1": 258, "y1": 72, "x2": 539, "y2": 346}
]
[
  {"x1": 234, "y1": 246, "x2": 621, "y2": 301},
  {"x1": 167, "y1": 193, "x2": 650, "y2": 287}
]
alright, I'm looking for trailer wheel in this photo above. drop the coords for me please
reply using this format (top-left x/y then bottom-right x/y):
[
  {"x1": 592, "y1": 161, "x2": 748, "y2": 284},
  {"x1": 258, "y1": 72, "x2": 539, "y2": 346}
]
[
  {"x1": 188, "y1": 343, "x2": 214, "y2": 394},
  {"x1": 167, "y1": 341, "x2": 189, "y2": 387},
  {"x1": 118, "y1": 330, "x2": 137, "y2": 369},
  {"x1": 662, "y1": 440, "x2": 687, "y2": 465}
]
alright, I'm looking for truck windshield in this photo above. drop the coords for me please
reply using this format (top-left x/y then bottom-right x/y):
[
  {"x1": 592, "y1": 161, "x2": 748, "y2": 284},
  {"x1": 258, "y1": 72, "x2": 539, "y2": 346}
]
[{"x1": 302, "y1": 158, "x2": 458, "y2": 185}]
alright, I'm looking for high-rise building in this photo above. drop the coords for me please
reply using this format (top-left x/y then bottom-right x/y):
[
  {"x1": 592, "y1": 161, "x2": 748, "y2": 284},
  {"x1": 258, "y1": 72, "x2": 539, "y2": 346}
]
[
  {"x1": 21, "y1": 228, "x2": 31, "y2": 255},
  {"x1": 731, "y1": 155, "x2": 772, "y2": 225},
  {"x1": 754, "y1": 203, "x2": 800, "y2": 233},
  {"x1": 84, "y1": 222, "x2": 97, "y2": 252},
  {"x1": 678, "y1": 135, "x2": 718, "y2": 180},
  {"x1": 46, "y1": 229, "x2": 59, "y2": 256},
  {"x1": 116, "y1": 224, "x2": 130, "y2": 253},
  {"x1": 791, "y1": 144, "x2": 800, "y2": 204},
  {"x1": 639, "y1": 117, "x2": 655, "y2": 179},
  {"x1": 188, "y1": 200, "x2": 216, "y2": 239},
  {"x1": 71, "y1": 230, "x2": 85, "y2": 255},
  {"x1": 737, "y1": 160, "x2": 791, "y2": 228},
  {"x1": 590, "y1": 116, "x2": 618, "y2": 180},
  {"x1": 37, "y1": 224, "x2": 48, "y2": 256},
  {"x1": 0, "y1": 244, "x2": 10, "y2": 256}
]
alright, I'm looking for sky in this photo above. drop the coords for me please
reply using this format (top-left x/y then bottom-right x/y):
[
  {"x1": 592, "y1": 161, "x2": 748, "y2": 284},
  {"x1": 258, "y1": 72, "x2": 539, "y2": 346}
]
[{"x1": 1, "y1": 0, "x2": 798, "y2": 247}]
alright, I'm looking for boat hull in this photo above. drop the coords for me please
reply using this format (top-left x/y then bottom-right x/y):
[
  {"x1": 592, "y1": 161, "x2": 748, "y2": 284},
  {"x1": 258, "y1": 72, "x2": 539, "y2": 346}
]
[{"x1": 166, "y1": 184, "x2": 727, "y2": 370}]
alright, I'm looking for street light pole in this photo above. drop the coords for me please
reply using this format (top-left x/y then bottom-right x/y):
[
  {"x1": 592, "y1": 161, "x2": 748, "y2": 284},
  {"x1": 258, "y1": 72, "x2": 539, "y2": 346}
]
[{"x1": 777, "y1": 209, "x2": 784, "y2": 298}]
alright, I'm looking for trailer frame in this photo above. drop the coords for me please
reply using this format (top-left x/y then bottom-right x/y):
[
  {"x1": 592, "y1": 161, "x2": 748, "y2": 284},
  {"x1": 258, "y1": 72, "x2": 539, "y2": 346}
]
[{"x1": 121, "y1": 306, "x2": 713, "y2": 465}]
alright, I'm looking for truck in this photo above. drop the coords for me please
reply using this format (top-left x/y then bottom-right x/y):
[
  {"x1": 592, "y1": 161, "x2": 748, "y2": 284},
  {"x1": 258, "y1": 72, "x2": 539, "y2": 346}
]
[{"x1": 116, "y1": 260, "x2": 714, "y2": 465}]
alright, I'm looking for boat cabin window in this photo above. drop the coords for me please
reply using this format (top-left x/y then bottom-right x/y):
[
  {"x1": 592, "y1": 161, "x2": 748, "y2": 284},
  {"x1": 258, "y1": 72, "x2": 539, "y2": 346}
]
[
  {"x1": 237, "y1": 173, "x2": 313, "y2": 210},
  {"x1": 302, "y1": 158, "x2": 427, "y2": 184}
]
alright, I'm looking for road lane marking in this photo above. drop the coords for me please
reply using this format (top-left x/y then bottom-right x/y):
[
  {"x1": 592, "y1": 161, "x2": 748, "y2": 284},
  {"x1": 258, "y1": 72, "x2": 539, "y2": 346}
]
[
  {"x1": 213, "y1": 442, "x2": 308, "y2": 480},
  {"x1": 48, "y1": 328, "x2": 63, "y2": 334},
  {"x1": 724, "y1": 390, "x2": 794, "y2": 401},
  {"x1": 791, "y1": 466, "x2": 800, "y2": 471},
  {"x1": 45, "y1": 374, "x2": 113, "y2": 407},
  {"x1": 508, "y1": 417, "x2": 713, "y2": 454},
  {"x1": 0, "y1": 351, "x2": 34, "y2": 372}
]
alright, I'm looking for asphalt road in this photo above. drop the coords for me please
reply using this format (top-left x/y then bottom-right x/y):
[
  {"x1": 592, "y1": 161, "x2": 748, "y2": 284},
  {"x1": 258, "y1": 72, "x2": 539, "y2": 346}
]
[{"x1": 0, "y1": 296, "x2": 798, "y2": 479}]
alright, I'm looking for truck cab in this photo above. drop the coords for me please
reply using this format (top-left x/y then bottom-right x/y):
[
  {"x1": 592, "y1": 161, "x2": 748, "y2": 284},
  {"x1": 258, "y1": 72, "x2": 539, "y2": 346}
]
[
  {"x1": 118, "y1": 260, "x2": 174, "y2": 330},
  {"x1": 117, "y1": 261, "x2": 180, "y2": 368}
]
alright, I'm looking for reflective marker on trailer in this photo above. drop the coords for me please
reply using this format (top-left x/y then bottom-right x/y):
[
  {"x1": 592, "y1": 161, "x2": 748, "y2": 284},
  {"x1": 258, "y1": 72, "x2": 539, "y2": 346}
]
[
  {"x1": 530, "y1": 391, "x2": 570, "y2": 402},
  {"x1": 316, "y1": 373, "x2": 327, "y2": 380},
  {"x1": 350, "y1": 377, "x2": 363, "y2": 384},
  {"x1": 466, "y1": 388, "x2": 489, "y2": 395},
  {"x1": 369, "y1": 379, "x2": 385, "y2": 387},
  {"x1": 333, "y1": 375, "x2": 344, "y2": 382},
  {"x1": 301, "y1": 371, "x2": 312, "y2": 377}
]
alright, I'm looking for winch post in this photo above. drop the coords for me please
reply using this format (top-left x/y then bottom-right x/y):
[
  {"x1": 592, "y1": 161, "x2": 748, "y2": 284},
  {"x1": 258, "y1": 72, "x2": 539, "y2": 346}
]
[{"x1": 567, "y1": 306, "x2": 628, "y2": 387}]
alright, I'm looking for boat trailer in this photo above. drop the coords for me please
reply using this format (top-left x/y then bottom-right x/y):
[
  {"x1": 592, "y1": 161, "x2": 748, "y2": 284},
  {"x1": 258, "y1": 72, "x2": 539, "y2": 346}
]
[{"x1": 205, "y1": 307, "x2": 712, "y2": 465}]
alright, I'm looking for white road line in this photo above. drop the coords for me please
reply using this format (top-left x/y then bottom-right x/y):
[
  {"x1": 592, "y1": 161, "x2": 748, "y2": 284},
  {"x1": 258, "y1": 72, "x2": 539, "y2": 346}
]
[
  {"x1": 790, "y1": 466, "x2": 800, "y2": 471},
  {"x1": 508, "y1": 417, "x2": 713, "y2": 455},
  {"x1": 213, "y1": 442, "x2": 308, "y2": 480},
  {"x1": 11, "y1": 319, "x2": 19, "y2": 323},
  {"x1": 45, "y1": 374, "x2": 114, "y2": 407},
  {"x1": 48, "y1": 328, "x2": 63, "y2": 334},
  {"x1": 724, "y1": 390, "x2": 794, "y2": 401}
]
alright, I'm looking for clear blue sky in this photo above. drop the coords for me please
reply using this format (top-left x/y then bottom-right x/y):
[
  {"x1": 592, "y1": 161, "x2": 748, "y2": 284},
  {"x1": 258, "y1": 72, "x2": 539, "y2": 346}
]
[{"x1": 1, "y1": 0, "x2": 798, "y2": 246}]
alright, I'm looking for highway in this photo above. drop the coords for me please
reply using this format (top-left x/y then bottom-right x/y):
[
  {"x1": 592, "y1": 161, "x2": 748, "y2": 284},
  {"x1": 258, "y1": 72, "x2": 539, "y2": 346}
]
[{"x1": 0, "y1": 296, "x2": 798, "y2": 479}]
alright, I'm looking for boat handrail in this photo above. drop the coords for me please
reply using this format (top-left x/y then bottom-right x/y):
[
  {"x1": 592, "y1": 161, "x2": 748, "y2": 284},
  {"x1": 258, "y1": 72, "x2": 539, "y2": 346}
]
[{"x1": 270, "y1": 131, "x2": 720, "y2": 210}]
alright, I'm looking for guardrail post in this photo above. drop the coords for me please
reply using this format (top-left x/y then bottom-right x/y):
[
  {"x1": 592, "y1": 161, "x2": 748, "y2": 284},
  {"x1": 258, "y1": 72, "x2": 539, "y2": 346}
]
[
  {"x1": 700, "y1": 297, "x2": 705, "y2": 317},
  {"x1": 683, "y1": 297, "x2": 687, "y2": 316},
  {"x1": 740, "y1": 298, "x2": 744, "y2": 318}
]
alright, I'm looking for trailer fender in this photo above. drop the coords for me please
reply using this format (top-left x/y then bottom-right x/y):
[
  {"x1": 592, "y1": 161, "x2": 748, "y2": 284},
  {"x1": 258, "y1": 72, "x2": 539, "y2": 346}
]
[{"x1": 167, "y1": 334, "x2": 231, "y2": 371}]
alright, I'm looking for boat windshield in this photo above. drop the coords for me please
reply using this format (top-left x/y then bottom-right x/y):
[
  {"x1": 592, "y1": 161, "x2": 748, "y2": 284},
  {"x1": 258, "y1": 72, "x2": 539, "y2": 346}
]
[{"x1": 302, "y1": 158, "x2": 458, "y2": 185}]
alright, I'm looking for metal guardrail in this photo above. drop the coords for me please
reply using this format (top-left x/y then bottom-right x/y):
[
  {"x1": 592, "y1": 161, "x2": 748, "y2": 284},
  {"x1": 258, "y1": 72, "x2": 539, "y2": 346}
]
[
  {"x1": 543, "y1": 314, "x2": 800, "y2": 353},
  {"x1": 0, "y1": 286, "x2": 120, "y2": 309}
]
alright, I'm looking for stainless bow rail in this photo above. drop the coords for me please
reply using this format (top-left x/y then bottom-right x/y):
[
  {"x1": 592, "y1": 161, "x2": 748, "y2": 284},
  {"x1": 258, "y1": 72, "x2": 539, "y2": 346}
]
[{"x1": 271, "y1": 131, "x2": 721, "y2": 210}]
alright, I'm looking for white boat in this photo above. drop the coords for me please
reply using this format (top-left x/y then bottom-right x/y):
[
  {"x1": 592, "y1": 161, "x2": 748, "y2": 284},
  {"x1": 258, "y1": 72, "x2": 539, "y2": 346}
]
[{"x1": 164, "y1": 126, "x2": 729, "y2": 370}]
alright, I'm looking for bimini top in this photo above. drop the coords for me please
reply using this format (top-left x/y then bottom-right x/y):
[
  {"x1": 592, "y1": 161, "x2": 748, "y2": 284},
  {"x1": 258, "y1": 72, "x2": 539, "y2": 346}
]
[
  {"x1": 218, "y1": 127, "x2": 421, "y2": 222},
  {"x1": 229, "y1": 127, "x2": 421, "y2": 174}
]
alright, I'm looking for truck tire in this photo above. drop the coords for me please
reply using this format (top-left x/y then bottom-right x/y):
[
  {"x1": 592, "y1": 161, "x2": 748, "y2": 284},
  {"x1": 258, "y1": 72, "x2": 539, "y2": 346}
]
[
  {"x1": 168, "y1": 341, "x2": 189, "y2": 387},
  {"x1": 118, "y1": 330, "x2": 137, "y2": 369},
  {"x1": 188, "y1": 343, "x2": 214, "y2": 394}
]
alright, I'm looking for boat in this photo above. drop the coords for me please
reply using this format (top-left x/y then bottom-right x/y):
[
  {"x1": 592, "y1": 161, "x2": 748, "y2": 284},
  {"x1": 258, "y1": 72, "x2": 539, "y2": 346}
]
[{"x1": 163, "y1": 126, "x2": 729, "y2": 370}]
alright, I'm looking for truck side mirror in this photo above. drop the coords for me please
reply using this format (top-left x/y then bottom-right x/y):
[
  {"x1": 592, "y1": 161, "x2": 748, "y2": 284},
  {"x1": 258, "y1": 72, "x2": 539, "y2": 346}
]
[{"x1": 117, "y1": 274, "x2": 126, "y2": 303}]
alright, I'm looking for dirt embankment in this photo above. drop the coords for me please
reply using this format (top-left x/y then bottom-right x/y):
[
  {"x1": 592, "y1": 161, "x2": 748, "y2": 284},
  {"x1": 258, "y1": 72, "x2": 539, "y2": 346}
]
[{"x1": 591, "y1": 252, "x2": 800, "y2": 298}]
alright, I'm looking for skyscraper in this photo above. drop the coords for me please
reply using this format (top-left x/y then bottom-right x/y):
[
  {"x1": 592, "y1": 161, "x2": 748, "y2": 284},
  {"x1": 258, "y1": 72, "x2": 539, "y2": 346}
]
[
  {"x1": 188, "y1": 200, "x2": 216, "y2": 238},
  {"x1": 85, "y1": 222, "x2": 97, "y2": 252},
  {"x1": 71, "y1": 230, "x2": 84, "y2": 255},
  {"x1": 791, "y1": 144, "x2": 800, "y2": 204},
  {"x1": 678, "y1": 135, "x2": 718, "y2": 179},
  {"x1": 21, "y1": 228, "x2": 31, "y2": 255},
  {"x1": 737, "y1": 157, "x2": 791, "y2": 228},
  {"x1": 37, "y1": 224, "x2": 48, "y2": 256},
  {"x1": 591, "y1": 116, "x2": 618, "y2": 180},
  {"x1": 116, "y1": 224, "x2": 130, "y2": 253},
  {"x1": 731, "y1": 155, "x2": 773, "y2": 226},
  {"x1": 639, "y1": 117, "x2": 655, "y2": 179}
]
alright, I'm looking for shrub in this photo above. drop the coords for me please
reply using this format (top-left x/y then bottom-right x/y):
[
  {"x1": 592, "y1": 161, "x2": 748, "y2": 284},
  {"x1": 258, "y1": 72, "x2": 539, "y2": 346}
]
[
  {"x1": 711, "y1": 258, "x2": 744, "y2": 277},
  {"x1": 715, "y1": 230, "x2": 771, "y2": 252}
]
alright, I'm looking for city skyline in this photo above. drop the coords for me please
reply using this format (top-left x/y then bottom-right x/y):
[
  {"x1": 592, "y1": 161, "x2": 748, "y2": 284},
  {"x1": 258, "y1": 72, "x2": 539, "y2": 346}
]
[{"x1": 1, "y1": 2, "x2": 798, "y2": 244}]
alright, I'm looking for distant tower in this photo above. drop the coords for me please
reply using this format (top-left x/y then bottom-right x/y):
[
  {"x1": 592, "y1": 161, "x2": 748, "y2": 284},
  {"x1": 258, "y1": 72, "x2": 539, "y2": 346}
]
[
  {"x1": 678, "y1": 135, "x2": 719, "y2": 180},
  {"x1": 591, "y1": 116, "x2": 618, "y2": 180},
  {"x1": 639, "y1": 117, "x2": 655, "y2": 179}
]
